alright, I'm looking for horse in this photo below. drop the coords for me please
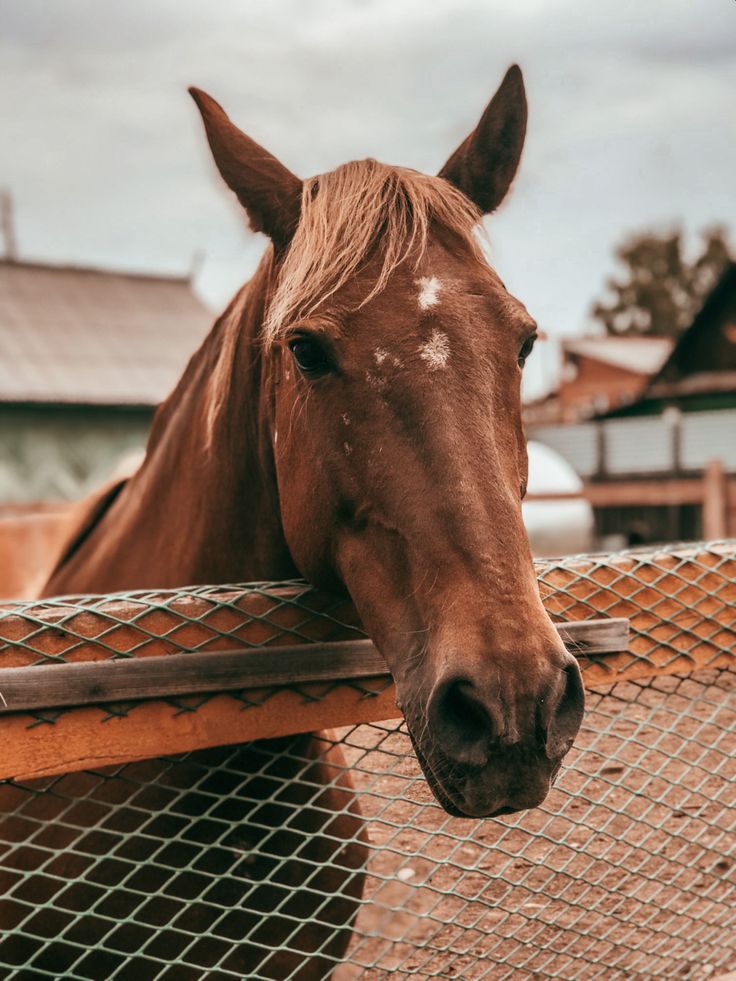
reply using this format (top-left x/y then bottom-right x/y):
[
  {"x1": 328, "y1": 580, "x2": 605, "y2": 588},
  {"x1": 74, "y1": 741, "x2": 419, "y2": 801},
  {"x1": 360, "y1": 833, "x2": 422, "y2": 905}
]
[{"x1": 32, "y1": 64, "x2": 584, "y2": 978}]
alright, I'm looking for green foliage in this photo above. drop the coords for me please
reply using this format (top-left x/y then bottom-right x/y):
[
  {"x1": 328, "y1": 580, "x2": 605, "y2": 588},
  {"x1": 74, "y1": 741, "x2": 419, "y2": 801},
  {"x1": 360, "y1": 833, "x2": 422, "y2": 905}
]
[{"x1": 592, "y1": 227, "x2": 733, "y2": 337}]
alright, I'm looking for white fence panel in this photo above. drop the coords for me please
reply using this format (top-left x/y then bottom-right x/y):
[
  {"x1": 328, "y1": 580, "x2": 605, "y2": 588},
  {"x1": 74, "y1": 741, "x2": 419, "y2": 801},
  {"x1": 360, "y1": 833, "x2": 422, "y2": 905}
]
[
  {"x1": 527, "y1": 424, "x2": 598, "y2": 477},
  {"x1": 681, "y1": 409, "x2": 736, "y2": 470},
  {"x1": 604, "y1": 417, "x2": 673, "y2": 474}
]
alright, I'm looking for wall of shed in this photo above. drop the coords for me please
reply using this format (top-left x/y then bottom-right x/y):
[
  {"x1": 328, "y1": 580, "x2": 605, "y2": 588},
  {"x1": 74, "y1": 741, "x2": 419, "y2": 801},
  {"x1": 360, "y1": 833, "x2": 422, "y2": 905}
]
[
  {"x1": 0, "y1": 405, "x2": 152, "y2": 504},
  {"x1": 559, "y1": 356, "x2": 648, "y2": 419}
]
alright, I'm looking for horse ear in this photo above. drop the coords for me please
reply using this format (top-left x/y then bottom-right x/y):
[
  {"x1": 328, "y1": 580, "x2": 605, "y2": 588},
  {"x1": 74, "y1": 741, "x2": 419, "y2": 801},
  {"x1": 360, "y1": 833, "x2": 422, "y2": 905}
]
[
  {"x1": 438, "y1": 65, "x2": 527, "y2": 215},
  {"x1": 189, "y1": 87, "x2": 302, "y2": 249}
]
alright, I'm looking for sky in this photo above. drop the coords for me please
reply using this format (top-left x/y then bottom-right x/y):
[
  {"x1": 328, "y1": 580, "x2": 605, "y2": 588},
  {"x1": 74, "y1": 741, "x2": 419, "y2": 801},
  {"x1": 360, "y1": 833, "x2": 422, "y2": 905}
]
[{"x1": 1, "y1": 0, "x2": 734, "y2": 398}]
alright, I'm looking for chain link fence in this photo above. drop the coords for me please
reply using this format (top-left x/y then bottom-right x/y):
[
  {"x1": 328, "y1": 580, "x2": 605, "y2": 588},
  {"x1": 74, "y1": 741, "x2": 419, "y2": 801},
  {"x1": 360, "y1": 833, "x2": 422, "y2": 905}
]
[{"x1": 0, "y1": 541, "x2": 734, "y2": 979}]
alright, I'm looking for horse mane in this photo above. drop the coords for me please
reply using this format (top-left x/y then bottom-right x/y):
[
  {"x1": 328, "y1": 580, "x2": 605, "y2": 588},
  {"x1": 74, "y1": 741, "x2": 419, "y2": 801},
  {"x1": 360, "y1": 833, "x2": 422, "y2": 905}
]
[{"x1": 263, "y1": 159, "x2": 484, "y2": 343}]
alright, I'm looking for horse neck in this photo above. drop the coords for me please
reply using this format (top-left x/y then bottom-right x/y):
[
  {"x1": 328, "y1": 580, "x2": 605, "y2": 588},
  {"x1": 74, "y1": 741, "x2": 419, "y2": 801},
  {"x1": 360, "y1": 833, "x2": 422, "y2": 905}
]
[{"x1": 44, "y1": 256, "x2": 297, "y2": 595}]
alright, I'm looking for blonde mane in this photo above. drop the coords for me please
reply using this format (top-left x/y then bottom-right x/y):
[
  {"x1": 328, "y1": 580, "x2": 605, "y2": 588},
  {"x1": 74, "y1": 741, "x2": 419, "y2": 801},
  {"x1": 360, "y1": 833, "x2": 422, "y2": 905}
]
[{"x1": 263, "y1": 159, "x2": 483, "y2": 343}]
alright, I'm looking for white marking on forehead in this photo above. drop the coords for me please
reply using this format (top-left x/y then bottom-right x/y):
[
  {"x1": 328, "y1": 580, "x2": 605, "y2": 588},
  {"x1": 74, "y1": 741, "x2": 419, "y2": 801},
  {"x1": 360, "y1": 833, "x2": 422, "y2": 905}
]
[
  {"x1": 343, "y1": 442, "x2": 353, "y2": 456},
  {"x1": 417, "y1": 275, "x2": 442, "y2": 311},
  {"x1": 418, "y1": 329, "x2": 450, "y2": 371},
  {"x1": 374, "y1": 348, "x2": 389, "y2": 365},
  {"x1": 342, "y1": 412, "x2": 350, "y2": 426}
]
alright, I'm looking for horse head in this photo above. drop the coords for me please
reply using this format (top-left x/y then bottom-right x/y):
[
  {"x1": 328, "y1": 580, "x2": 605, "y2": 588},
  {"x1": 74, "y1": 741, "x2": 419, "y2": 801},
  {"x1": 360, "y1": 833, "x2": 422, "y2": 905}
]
[{"x1": 191, "y1": 66, "x2": 584, "y2": 819}]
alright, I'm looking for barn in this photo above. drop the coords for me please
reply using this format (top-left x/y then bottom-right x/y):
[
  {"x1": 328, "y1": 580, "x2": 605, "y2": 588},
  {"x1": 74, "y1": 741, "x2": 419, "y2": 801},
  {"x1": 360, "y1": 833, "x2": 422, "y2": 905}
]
[
  {"x1": 0, "y1": 259, "x2": 212, "y2": 511},
  {"x1": 525, "y1": 334, "x2": 673, "y2": 425},
  {"x1": 527, "y1": 263, "x2": 736, "y2": 546}
]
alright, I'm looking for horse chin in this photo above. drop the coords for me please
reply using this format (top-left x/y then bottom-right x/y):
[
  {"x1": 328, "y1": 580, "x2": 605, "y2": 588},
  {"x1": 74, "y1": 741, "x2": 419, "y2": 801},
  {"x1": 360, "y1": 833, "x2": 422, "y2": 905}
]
[
  {"x1": 407, "y1": 730, "x2": 469, "y2": 817},
  {"x1": 407, "y1": 729, "x2": 553, "y2": 820}
]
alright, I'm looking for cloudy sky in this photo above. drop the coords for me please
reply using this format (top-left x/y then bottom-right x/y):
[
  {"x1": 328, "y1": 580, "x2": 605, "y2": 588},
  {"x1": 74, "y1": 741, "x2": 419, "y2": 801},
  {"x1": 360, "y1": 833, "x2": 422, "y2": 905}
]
[{"x1": 1, "y1": 0, "x2": 733, "y2": 397}]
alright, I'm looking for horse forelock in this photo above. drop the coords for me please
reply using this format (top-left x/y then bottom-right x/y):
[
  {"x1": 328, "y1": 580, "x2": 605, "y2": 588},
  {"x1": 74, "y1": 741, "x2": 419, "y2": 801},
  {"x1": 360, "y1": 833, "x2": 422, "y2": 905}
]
[
  {"x1": 202, "y1": 161, "x2": 483, "y2": 448},
  {"x1": 263, "y1": 159, "x2": 484, "y2": 344}
]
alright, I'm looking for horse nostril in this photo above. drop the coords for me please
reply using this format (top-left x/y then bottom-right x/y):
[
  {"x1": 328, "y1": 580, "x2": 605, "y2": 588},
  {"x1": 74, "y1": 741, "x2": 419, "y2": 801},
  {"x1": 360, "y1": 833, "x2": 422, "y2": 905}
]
[
  {"x1": 432, "y1": 678, "x2": 494, "y2": 767},
  {"x1": 545, "y1": 660, "x2": 585, "y2": 760}
]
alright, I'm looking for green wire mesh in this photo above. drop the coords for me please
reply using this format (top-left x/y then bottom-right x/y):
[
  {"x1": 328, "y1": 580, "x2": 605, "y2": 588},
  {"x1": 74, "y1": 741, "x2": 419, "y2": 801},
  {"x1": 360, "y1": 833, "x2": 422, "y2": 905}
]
[
  {"x1": 0, "y1": 665, "x2": 733, "y2": 979},
  {"x1": 0, "y1": 582, "x2": 379, "y2": 727},
  {"x1": 0, "y1": 541, "x2": 734, "y2": 978},
  {"x1": 1, "y1": 581, "x2": 361, "y2": 667}
]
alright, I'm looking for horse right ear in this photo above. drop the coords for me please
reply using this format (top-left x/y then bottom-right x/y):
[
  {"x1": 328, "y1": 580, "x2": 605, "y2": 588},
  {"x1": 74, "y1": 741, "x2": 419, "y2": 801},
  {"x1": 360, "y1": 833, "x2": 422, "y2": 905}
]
[
  {"x1": 438, "y1": 65, "x2": 527, "y2": 215},
  {"x1": 189, "y1": 87, "x2": 302, "y2": 249}
]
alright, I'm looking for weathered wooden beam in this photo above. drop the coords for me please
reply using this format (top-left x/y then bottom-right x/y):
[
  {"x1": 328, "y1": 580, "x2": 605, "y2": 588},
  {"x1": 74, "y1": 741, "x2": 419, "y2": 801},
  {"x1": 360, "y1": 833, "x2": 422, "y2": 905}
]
[
  {"x1": 584, "y1": 479, "x2": 691, "y2": 507},
  {"x1": 0, "y1": 634, "x2": 729, "y2": 785},
  {"x1": 0, "y1": 619, "x2": 628, "y2": 715},
  {"x1": 526, "y1": 475, "x2": 736, "y2": 512},
  {"x1": 528, "y1": 478, "x2": 705, "y2": 507}
]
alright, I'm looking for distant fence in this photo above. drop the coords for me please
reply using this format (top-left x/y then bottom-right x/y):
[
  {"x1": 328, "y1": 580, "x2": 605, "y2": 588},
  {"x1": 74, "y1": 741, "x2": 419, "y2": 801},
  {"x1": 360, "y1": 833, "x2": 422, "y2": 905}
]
[
  {"x1": 529, "y1": 409, "x2": 736, "y2": 478},
  {"x1": 526, "y1": 459, "x2": 735, "y2": 540},
  {"x1": 0, "y1": 541, "x2": 734, "y2": 978}
]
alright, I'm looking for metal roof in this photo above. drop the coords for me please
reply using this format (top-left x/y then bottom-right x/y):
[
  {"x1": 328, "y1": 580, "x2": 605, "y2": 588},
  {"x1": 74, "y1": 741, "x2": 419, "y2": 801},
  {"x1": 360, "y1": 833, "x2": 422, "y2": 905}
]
[
  {"x1": 0, "y1": 260, "x2": 213, "y2": 406},
  {"x1": 563, "y1": 336, "x2": 673, "y2": 376}
]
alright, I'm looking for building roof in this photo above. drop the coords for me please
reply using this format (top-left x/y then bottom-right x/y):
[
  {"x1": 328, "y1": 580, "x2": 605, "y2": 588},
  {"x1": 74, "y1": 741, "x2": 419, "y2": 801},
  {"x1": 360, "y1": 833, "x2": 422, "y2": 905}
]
[
  {"x1": 599, "y1": 263, "x2": 736, "y2": 417},
  {"x1": 563, "y1": 336, "x2": 674, "y2": 376},
  {"x1": 647, "y1": 263, "x2": 736, "y2": 389},
  {"x1": 0, "y1": 259, "x2": 213, "y2": 406}
]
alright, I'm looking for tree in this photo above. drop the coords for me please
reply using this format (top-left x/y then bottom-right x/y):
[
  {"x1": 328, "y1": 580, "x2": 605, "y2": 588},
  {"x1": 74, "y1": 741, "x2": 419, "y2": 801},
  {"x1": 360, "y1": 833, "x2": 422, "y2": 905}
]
[{"x1": 591, "y1": 226, "x2": 733, "y2": 337}]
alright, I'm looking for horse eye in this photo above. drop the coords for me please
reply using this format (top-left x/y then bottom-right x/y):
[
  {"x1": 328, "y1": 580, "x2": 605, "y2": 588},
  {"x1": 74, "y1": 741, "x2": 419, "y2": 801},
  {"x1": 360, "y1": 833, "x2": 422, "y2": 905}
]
[
  {"x1": 518, "y1": 334, "x2": 537, "y2": 368},
  {"x1": 288, "y1": 337, "x2": 332, "y2": 376}
]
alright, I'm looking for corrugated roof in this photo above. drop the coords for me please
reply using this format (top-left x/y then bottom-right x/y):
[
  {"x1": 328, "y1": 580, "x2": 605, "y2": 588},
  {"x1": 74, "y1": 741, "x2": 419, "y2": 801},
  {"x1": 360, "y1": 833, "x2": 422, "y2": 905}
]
[
  {"x1": 0, "y1": 260, "x2": 213, "y2": 405},
  {"x1": 563, "y1": 336, "x2": 673, "y2": 376}
]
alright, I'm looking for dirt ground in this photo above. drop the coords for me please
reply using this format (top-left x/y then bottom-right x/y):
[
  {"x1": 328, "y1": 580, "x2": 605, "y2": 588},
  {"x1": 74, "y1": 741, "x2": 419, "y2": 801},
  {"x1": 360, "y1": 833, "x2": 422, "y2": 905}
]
[
  {"x1": 0, "y1": 667, "x2": 732, "y2": 980},
  {"x1": 333, "y1": 666, "x2": 735, "y2": 980}
]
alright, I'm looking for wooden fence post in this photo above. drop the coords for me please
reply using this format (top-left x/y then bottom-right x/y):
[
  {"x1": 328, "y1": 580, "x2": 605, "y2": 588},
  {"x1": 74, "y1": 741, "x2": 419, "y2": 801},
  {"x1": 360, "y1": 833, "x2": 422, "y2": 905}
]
[{"x1": 703, "y1": 458, "x2": 728, "y2": 539}]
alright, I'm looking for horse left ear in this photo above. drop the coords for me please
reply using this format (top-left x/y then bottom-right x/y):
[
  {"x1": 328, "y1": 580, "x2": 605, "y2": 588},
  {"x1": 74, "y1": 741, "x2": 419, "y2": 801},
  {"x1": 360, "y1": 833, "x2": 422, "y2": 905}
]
[
  {"x1": 438, "y1": 64, "x2": 527, "y2": 215},
  {"x1": 189, "y1": 87, "x2": 302, "y2": 249}
]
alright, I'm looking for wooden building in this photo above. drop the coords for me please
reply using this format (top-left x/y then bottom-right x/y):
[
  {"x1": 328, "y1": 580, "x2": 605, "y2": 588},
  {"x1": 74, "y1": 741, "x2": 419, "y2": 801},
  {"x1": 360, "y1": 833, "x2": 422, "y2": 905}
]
[
  {"x1": 524, "y1": 335, "x2": 672, "y2": 426},
  {"x1": 616, "y1": 262, "x2": 736, "y2": 415},
  {"x1": 527, "y1": 264, "x2": 736, "y2": 545},
  {"x1": 0, "y1": 259, "x2": 212, "y2": 509}
]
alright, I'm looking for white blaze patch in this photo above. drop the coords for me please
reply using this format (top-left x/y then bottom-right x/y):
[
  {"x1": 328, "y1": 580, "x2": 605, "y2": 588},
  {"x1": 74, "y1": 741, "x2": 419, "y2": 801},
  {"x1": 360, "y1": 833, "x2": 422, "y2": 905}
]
[
  {"x1": 342, "y1": 412, "x2": 350, "y2": 426},
  {"x1": 373, "y1": 348, "x2": 389, "y2": 365},
  {"x1": 343, "y1": 442, "x2": 353, "y2": 456},
  {"x1": 418, "y1": 329, "x2": 451, "y2": 370},
  {"x1": 417, "y1": 275, "x2": 442, "y2": 311}
]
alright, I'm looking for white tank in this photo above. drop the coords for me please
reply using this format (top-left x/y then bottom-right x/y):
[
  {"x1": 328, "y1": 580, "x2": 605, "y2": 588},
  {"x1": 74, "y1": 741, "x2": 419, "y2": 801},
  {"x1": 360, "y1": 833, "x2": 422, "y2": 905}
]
[{"x1": 523, "y1": 441, "x2": 594, "y2": 557}]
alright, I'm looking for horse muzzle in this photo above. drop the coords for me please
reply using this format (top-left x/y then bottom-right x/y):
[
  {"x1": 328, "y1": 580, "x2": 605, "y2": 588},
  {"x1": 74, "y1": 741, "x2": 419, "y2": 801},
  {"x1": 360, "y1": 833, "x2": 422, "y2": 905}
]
[{"x1": 403, "y1": 654, "x2": 585, "y2": 818}]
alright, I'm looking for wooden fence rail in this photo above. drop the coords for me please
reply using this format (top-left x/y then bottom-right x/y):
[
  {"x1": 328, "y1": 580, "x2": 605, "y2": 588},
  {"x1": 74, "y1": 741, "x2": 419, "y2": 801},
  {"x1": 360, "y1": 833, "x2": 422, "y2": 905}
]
[
  {"x1": 0, "y1": 619, "x2": 627, "y2": 715},
  {"x1": 525, "y1": 459, "x2": 735, "y2": 538},
  {"x1": 1, "y1": 540, "x2": 734, "y2": 782}
]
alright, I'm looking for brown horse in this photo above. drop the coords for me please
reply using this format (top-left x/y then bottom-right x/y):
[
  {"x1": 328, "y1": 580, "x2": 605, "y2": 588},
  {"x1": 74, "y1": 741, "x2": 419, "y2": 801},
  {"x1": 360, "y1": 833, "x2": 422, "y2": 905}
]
[{"x1": 38, "y1": 65, "x2": 584, "y2": 976}]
